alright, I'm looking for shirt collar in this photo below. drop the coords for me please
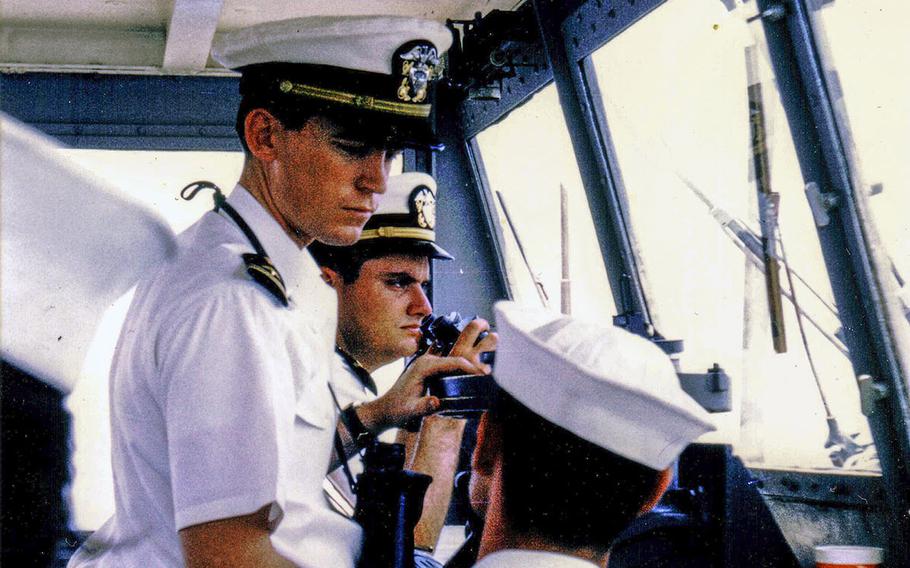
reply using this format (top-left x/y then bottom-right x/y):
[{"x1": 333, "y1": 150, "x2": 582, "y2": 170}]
[
  {"x1": 223, "y1": 185, "x2": 338, "y2": 346},
  {"x1": 225, "y1": 184, "x2": 313, "y2": 294},
  {"x1": 335, "y1": 346, "x2": 378, "y2": 395}
]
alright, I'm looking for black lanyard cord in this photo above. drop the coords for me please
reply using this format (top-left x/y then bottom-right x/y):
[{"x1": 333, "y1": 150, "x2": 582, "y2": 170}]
[
  {"x1": 327, "y1": 383, "x2": 360, "y2": 494},
  {"x1": 180, "y1": 181, "x2": 289, "y2": 307},
  {"x1": 335, "y1": 347, "x2": 378, "y2": 396},
  {"x1": 180, "y1": 181, "x2": 268, "y2": 257}
]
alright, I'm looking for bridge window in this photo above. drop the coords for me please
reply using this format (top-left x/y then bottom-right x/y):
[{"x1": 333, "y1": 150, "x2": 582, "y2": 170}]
[
  {"x1": 807, "y1": 0, "x2": 910, "y2": 353},
  {"x1": 473, "y1": 83, "x2": 616, "y2": 319},
  {"x1": 587, "y1": 0, "x2": 879, "y2": 473}
]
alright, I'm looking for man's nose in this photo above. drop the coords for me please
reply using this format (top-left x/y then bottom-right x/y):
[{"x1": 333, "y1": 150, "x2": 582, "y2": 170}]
[
  {"x1": 355, "y1": 151, "x2": 392, "y2": 195},
  {"x1": 408, "y1": 286, "x2": 432, "y2": 319}
]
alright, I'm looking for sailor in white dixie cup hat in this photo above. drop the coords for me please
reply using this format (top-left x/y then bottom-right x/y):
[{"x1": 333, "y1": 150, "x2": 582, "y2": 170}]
[
  {"x1": 468, "y1": 301, "x2": 715, "y2": 568},
  {"x1": 67, "y1": 16, "x2": 462, "y2": 568}
]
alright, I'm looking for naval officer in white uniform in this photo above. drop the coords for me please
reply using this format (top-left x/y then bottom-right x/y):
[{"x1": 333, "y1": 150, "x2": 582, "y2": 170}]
[
  {"x1": 310, "y1": 173, "x2": 496, "y2": 553},
  {"x1": 468, "y1": 302, "x2": 716, "y2": 568},
  {"x1": 68, "y1": 15, "x2": 470, "y2": 568}
]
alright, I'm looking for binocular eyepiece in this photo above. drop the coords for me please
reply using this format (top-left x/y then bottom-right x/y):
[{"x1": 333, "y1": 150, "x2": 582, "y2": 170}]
[
  {"x1": 355, "y1": 441, "x2": 432, "y2": 568},
  {"x1": 417, "y1": 313, "x2": 495, "y2": 365}
]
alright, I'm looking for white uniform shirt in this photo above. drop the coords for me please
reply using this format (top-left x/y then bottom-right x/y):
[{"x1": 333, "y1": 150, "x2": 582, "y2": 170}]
[
  {"x1": 69, "y1": 186, "x2": 361, "y2": 567},
  {"x1": 330, "y1": 350, "x2": 376, "y2": 408},
  {"x1": 323, "y1": 351, "x2": 377, "y2": 515},
  {"x1": 473, "y1": 549, "x2": 599, "y2": 568}
]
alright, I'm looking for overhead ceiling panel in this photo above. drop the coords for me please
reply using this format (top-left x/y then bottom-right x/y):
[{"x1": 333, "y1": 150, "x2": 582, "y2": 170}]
[
  {"x1": 0, "y1": 0, "x2": 171, "y2": 28},
  {"x1": 217, "y1": 0, "x2": 520, "y2": 29},
  {"x1": 0, "y1": 0, "x2": 521, "y2": 75}
]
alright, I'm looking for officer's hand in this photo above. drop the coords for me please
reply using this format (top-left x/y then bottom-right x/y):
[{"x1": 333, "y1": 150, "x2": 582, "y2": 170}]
[
  {"x1": 446, "y1": 318, "x2": 498, "y2": 375},
  {"x1": 358, "y1": 354, "x2": 480, "y2": 433}
]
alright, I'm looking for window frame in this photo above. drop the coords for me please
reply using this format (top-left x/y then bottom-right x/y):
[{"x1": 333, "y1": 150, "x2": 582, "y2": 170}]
[
  {"x1": 458, "y1": 0, "x2": 909, "y2": 559},
  {"x1": 526, "y1": 0, "x2": 910, "y2": 559}
]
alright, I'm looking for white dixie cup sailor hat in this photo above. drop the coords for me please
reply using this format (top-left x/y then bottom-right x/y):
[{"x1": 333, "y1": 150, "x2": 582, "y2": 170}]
[
  {"x1": 211, "y1": 16, "x2": 454, "y2": 148},
  {"x1": 492, "y1": 301, "x2": 716, "y2": 470}
]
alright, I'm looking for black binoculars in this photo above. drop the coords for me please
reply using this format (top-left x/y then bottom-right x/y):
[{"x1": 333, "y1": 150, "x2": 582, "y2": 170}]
[
  {"x1": 416, "y1": 312, "x2": 495, "y2": 366},
  {"x1": 355, "y1": 441, "x2": 432, "y2": 568},
  {"x1": 415, "y1": 312, "x2": 498, "y2": 417}
]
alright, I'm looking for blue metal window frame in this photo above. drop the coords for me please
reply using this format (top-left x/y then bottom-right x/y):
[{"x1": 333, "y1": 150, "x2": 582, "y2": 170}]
[
  {"x1": 0, "y1": 72, "x2": 242, "y2": 151},
  {"x1": 457, "y1": 4, "x2": 553, "y2": 141},
  {"x1": 459, "y1": 0, "x2": 909, "y2": 561},
  {"x1": 531, "y1": 0, "x2": 663, "y2": 321},
  {"x1": 532, "y1": 0, "x2": 910, "y2": 561},
  {"x1": 462, "y1": 138, "x2": 514, "y2": 301},
  {"x1": 753, "y1": 1, "x2": 910, "y2": 561},
  {"x1": 458, "y1": 0, "x2": 658, "y2": 318},
  {"x1": 423, "y1": 84, "x2": 511, "y2": 319},
  {"x1": 0, "y1": 69, "x2": 509, "y2": 320}
]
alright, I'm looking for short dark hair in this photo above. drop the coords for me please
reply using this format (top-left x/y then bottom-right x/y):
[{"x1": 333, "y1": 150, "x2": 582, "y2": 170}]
[
  {"x1": 235, "y1": 66, "x2": 318, "y2": 153},
  {"x1": 234, "y1": 101, "x2": 312, "y2": 155},
  {"x1": 309, "y1": 240, "x2": 432, "y2": 284},
  {"x1": 489, "y1": 391, "x2": 664, "y2": 552},
  {"x1": 308, "y1": 241, "x2": 375, "y2": 283}
]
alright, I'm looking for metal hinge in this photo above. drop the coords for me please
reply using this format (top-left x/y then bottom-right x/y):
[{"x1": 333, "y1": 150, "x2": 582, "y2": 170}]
[
  {"x1": 805, "y1": 181, "x2": 840, "y2": 227},
  {"x1": 857, "y1": 374, "x2": 889, "y2": 416},
  {"x1": 746, "y1": 3, "x2": 787, "y2": 23}
]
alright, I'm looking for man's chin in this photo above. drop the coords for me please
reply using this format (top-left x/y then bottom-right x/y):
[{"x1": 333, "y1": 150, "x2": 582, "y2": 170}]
[
  {"x1": 316, "y1": 226, "x2": 363, "y2": 247},
  {"x1": 397, "y1": 338, "x2": 420, "y2": 359}
]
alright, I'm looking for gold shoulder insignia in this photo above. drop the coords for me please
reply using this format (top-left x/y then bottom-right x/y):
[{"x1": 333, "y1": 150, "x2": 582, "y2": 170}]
[{"x1": 242, "y1": 253, "x2": 289, "y2": 307}]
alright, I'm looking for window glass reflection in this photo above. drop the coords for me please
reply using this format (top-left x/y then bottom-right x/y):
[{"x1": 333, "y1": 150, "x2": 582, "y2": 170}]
[
  {"x1": 475, "y1": 84, "x2": 616, "y2": 320},
  {"x1": 807, "y1": 0, "x2": 910, "y2": 374},
  {"x1": 589, "y1": 0, "x2": 879, "y2": 473},
  {"x1": 59, "y1": 150, "x2": 244, "y2": 529}
]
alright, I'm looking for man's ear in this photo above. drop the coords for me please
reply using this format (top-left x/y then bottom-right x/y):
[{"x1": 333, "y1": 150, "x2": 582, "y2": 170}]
[
  {"x1": 638, "y1": 467, "x2": 674, "y2": 516},
  {"x1": 244, "y1": 108, "x2": 282, "y2": 161},
  {"x1": 319, "y1": 266, "x2": 342, "y2": 289},
  {"x1": 471, "y1": 413, "x2": 501, "y2": 476}
]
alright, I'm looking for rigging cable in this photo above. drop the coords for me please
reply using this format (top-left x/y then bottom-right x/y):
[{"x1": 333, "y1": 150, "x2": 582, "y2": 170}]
[
  {"x1": 776, "y1": 222, "x2": 867, "y2": 466},
  {"x1": 495, "y1": 190, "x2": 550, "y2": 307}
]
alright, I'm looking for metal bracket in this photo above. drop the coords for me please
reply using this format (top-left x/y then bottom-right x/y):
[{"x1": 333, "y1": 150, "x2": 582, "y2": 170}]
[
  {"x1": 612, "y1": 312, "x2": 684, "y2": 355},
  {"x1": 746, "y1": 3, "x2": 787, "y2": 23},
  {"x1": 446, "y1": 8, "x2": 542, "y2": 101},
  {"x1": 677, "y1": 363, "x2": 733, "y2": 413},
  {"x1": 857, "y1": 374, "x2": 889, "y2": 416},
  {"x1": 758, "y1": 191, "x2": 782, "y2": 236},
  {"x1": 805, "y1": 181, "x2": 840, "y2": 227}
]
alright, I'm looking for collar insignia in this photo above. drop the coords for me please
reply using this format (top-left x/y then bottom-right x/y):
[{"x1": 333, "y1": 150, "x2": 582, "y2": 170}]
[
  {"x1": 335, "y1": 346, "x2": 378, "y2": 395},
  {"x1": 397, "y1": 44, "x2": 439, "y2": 103},
  {"x1": 410, "y1": 186, "x2": 436, "y2": 230}
]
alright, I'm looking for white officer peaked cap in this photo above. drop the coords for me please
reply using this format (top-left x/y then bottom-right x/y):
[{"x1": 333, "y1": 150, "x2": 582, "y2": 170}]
[
  {"x1": 493, "y1": 301, "x2": 715, "y2": 470},
  {"x1": 212, "y1": 16, "x2": 453, "y2": 148},
  {"x1": 213, "y1": 16, "x2": 453, "y2": 75},
  {"x1": 358, "y1": 172, "x2": 452, "y2": 260}
]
